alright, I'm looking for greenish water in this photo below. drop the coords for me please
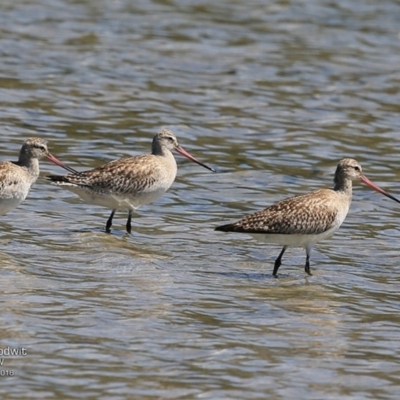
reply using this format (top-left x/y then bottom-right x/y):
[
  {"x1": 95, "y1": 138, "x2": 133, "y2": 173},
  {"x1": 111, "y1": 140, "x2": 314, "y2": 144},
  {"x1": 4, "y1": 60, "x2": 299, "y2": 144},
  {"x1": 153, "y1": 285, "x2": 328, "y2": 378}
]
[{"x1": 1, "y1": 0, "x2": 400, "y2": 398}]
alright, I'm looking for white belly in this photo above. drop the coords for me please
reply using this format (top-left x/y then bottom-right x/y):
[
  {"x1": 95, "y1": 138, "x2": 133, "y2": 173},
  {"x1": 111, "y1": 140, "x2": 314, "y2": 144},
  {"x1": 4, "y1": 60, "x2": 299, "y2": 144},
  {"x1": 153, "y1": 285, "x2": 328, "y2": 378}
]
[
  {"x1": 0, "y1": 183, "x2": 31, "y2": 216},
  {"x1": 64, "y1": 184, "x2": 169, "y2": 211}
]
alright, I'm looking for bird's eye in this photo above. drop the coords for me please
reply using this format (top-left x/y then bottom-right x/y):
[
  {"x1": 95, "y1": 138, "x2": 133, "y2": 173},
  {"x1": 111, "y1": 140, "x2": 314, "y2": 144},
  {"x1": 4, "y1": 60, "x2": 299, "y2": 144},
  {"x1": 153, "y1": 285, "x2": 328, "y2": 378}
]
[
  {"x1": 354, "y1": 166, "x2": 360, "y2": 172},
  {"x1": 167, "y1": 136, "x2": 174, "y2": 142}
]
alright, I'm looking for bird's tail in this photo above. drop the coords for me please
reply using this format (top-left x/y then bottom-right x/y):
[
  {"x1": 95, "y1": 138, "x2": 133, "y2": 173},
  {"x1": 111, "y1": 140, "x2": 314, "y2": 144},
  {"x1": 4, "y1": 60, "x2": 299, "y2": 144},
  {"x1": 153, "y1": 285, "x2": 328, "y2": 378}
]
[
  {"x1": 215, "y1": 223, "x2": 236, "y2": 232},
  {"x1": 46, "y1": 175, "x2": 71, "y2": 183}
]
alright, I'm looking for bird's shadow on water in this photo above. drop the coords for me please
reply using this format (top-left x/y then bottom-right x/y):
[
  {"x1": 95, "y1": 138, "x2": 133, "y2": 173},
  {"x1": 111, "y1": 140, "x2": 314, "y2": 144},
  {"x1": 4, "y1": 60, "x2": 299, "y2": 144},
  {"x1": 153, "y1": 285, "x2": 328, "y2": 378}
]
[
  {"x1": 199, "y1": 269, "x2": 315, "y2": 285},
  {"x1": 67, "y1": 227, "x2": 130, "y2": 238},
  {"x1": 200, "y1": 270, "x2": 285, "y2": 281}
]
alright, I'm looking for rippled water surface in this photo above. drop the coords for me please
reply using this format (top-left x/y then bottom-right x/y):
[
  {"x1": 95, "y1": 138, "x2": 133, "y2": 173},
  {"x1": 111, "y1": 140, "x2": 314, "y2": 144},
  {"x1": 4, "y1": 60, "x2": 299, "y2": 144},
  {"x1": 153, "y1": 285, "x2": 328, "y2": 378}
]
[{"x1": 1, "y1": 0, "x2": 400, "y2": 398}]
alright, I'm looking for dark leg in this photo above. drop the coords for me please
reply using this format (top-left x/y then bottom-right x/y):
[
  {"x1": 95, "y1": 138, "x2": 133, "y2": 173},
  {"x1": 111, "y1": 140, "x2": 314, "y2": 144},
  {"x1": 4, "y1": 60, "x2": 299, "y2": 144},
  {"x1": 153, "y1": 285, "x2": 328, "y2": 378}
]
[
  {"x1": 273, "y1": 246, "x2": 287, "y2": 277},
  {"x1": 304, "y1": 245, "x2": 312, "y2": 275},
  {"x1": 126, "y1": 210, "x2": 133, "y2": 234},
  {"x1": 106, "y1": 209, "x2": 116, "y2": 233}
]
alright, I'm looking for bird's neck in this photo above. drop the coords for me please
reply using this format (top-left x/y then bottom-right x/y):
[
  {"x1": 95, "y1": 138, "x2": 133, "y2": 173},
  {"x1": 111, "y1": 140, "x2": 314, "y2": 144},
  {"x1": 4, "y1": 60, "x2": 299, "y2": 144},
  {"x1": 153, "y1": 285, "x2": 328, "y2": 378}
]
[
  {"x1": 151, "y1": 138, "x2": 164, "y2": 156},
  {"x1": 16, "y1": 156, "x2": 40, "y2": 179},
  {"x1": 157, "y1": 149, "x2": 177, "y2": 179},
  {"x1": 333, "y1": 177, "x2": 352, "y2": 197}
]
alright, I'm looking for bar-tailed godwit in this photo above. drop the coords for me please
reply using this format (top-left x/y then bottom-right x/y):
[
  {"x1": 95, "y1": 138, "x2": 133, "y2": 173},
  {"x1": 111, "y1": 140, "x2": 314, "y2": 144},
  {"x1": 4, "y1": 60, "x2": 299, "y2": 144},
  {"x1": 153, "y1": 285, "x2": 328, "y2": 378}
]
[
  {"x1": 47, "y1": 129, "x2": 215, "y2": 233},
  {"x1": 215, "y1": 158, "x2": 400, "y2": 277},
  {"x1": 0, "y1": 137, "x2": 73, "y2": 217}
]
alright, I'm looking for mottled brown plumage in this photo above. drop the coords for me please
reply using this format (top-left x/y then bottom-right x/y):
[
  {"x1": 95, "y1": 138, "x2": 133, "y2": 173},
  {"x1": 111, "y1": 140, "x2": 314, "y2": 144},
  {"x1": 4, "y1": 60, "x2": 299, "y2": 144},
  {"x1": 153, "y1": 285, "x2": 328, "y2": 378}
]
[
  {"x1": 47, "y1": 129, "x2": 215, "y2": 233},
  {"x1": 216, "y1": 158, "x2": 400, "y2": 277},
  {"x1": 51, "y1": 155, "x2": 165, "y2": 195},
  {"x1": 219, "y1": 190, "x2": 339, "y2": 235}
]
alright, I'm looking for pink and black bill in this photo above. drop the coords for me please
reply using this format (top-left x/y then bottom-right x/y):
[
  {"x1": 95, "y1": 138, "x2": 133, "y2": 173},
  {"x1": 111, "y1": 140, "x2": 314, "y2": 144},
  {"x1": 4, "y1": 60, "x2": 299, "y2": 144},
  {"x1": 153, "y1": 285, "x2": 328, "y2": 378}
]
[
  {"x1": 46, "y1": 153, "x2": 78, "y2": 174},
  {"x1": 360, "y1": 175, "x2": 400, "y2": 203},
  {"x1": 175, "y1": 145, "x2": 216, "y2": 172}
]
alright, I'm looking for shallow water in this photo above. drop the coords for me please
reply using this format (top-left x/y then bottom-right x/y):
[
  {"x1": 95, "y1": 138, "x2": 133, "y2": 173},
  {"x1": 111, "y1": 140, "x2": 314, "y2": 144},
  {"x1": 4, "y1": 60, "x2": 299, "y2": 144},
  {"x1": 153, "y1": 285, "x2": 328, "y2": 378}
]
[{"x1": 1, "y1": 0, "x2": 400, "y2": 398}]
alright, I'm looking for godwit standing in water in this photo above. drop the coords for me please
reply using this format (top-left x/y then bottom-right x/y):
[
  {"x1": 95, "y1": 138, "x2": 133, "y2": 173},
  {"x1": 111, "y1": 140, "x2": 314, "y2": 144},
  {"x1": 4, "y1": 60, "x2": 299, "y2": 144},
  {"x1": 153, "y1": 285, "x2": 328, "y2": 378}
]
[
  {"x1": 47, "y1": 129, "x2": 215, "y2": 233},
  {"x1": 215, "y1": 158, "x2": 400, "y2": 277},
  {"x1": 0, "y1": 137, "x2": 74, "y2": 217}
]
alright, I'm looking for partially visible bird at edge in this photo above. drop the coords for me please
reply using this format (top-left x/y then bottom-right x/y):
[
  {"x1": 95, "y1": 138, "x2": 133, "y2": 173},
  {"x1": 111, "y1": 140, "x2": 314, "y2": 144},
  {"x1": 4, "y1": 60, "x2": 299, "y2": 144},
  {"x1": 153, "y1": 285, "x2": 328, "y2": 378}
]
[{"x1": 0, "y1": 137, "x2": 75, "y2": 217}]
